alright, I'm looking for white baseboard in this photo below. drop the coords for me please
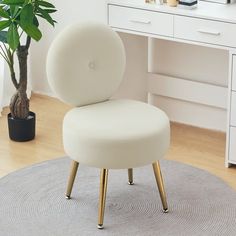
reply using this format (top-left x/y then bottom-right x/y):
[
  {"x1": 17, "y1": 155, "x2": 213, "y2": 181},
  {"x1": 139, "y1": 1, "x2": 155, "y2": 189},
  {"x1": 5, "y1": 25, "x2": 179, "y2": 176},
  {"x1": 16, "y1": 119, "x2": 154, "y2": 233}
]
[{"x1": 32, "y1": 90, "x2": 56, "y2": 98}]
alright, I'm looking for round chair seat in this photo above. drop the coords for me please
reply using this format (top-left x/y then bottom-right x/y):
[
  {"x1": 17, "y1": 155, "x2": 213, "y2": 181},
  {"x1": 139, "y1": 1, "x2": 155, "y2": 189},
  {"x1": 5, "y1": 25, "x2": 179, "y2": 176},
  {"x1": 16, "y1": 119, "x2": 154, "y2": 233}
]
[{"x1": 63, "y1": 99, "x2": 170, "y2": 169}]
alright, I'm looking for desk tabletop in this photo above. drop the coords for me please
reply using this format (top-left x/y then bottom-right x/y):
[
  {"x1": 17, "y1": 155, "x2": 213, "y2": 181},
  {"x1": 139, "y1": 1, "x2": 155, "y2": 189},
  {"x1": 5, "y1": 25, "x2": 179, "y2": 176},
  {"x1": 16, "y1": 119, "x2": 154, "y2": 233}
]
[{"x1": 107, "y1": 0, "x2": 236, "y2": 24}]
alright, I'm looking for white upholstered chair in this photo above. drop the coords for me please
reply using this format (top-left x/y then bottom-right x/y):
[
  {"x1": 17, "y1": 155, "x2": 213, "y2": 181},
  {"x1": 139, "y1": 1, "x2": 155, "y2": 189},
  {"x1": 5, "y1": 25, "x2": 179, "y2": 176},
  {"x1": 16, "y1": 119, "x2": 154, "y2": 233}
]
[{"x1": 46, "y1": 23, "x2": 170, "y2": 229}]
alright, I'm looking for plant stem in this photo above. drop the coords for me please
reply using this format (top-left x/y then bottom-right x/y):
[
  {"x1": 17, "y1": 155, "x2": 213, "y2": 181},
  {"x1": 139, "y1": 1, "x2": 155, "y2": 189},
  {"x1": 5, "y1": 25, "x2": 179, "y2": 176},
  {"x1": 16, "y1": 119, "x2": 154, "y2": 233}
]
[
  {"x1": 18, "y1": 46, "x2": 28, "y2": 91},
  {"x1": 8, "y1": 49, "x2": 19, "y2": 90},
  {"x1": 10, "y1": 45, "x2": 29, "y2": 119},
  {"x1": 26, "y1": 36, "x2": 31, "y2": 49}
]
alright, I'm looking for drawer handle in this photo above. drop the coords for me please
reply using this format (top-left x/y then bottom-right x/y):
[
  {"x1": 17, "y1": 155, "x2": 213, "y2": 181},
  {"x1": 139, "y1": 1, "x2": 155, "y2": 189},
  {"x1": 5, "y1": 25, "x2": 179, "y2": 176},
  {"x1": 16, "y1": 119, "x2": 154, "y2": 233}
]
[
  {"x1": 130, "y1": 19, "x2": 151, "y2": 25},
  {"x1": 197, "y1": 29, "x2": 221, "y2": 36}
]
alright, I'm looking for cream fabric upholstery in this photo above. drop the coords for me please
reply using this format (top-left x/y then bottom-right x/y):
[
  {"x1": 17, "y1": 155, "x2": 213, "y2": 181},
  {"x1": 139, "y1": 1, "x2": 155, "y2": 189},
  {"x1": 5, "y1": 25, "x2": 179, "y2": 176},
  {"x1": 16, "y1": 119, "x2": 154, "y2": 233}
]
[
  {"x1": 63, "y1": 99, "x2": 170, "y2": 169},
  {"x1": 46, "y1": 23, "x2": 126, "y2": 107},
  {"x1": 47, "y1": 23, "x2": 170, "y2": 170}
]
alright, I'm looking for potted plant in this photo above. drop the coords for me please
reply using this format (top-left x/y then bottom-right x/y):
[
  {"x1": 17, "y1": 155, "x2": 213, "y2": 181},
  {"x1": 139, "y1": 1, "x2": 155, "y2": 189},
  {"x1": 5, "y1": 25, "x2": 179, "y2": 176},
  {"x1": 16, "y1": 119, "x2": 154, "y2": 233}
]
[{"x1": 0, "y1": 0, "x2": 56, "y2": 141}]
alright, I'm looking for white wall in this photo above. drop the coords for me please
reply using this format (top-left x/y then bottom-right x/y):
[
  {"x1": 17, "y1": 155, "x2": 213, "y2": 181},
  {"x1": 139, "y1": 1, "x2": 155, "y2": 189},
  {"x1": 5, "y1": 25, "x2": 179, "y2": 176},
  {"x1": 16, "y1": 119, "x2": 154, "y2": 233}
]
[
  {"x1": 1, "y1": 62, "x2": 15, "y2": 108},
  {"x1": 150, "y1": 39, "x2": 229, "y2": 87},
  {"x1": 113, "y1": 33, "x2": 147, "y2": 101}
]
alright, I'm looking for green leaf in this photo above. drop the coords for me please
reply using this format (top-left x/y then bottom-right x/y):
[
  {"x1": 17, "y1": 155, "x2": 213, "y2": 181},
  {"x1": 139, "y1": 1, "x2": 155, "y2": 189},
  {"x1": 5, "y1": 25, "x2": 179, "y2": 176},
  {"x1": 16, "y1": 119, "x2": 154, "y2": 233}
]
[
  {"x1": 44, "y1": 8, "x2": 57, "y2": 14},
  {"x1": 1, "y1": 0, "x2": 25, "y2": 5},
  {"x1": 19, "y1": 3, "x2": 42, "y2": 41},
  {"x1": 20, "y1": 4, "x2": 34, "y2": 26},
  {"x1": 33, "y1": 16, "x2": 39, "y2": 27},
  {"x1": 7, "y1": 23, "x2": 19, "y2": 50},
  {"x1": 10, "y1": 5, "x2": 19, "y2": 17},
  {"x1": 37, "y1": 7, "x2": 54, "y2": 26},
  {"x1": 0, "y1": 30, "x2": 7, "y2": 43},
  {"x1": 37, "y1": 1, "x2": 55, "y2": 8},
  {"x1": 0, "y1": 20, "x2": 11, "y2": 31},
  {"x1": 0, "y1": 6, "x2": 10, "y2": 18},
  {"x1": 19, "y1": 22, "x2": 42, "y2": 41}
]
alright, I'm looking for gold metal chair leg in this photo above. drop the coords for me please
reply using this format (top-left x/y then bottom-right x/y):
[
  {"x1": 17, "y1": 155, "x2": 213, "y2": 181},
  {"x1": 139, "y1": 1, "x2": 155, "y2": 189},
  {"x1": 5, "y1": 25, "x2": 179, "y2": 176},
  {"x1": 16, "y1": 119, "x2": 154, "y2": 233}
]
[
  {"x1": 65, "y1": 160, "x2": 79, "y2": 199},
  {"x1": 128, "y1": 168, "x2": 134, "y2": 185},
  {"x1": 152, "y1": 161, "x2": 168, "y2": 213},
  {"x1": 98, "y1": 169, "x2": 109, "y2": 229}
]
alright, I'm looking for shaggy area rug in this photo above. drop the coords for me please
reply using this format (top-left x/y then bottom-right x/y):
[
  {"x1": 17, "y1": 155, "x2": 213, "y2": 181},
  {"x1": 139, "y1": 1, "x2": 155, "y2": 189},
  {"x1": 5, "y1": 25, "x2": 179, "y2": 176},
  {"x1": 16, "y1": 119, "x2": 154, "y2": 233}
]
[{"x1": 0, "y1": 158, "x2": 236, "y2": 236}]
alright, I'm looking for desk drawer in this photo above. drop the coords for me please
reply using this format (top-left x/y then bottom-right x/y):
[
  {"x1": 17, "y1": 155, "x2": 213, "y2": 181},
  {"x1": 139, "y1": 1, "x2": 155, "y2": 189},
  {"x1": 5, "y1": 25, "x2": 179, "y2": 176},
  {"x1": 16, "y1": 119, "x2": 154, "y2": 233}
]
[
  {"x1": 174, "y1": 16, "x2": 236, "y2": 48},
  {"x1": 231, "y1": 92, "x2": 236, "y2": 127},
  {"x1": 229, "y1": 127, "x2": 236, "y2": 162},
  {"x1": 108, "y1": 5, "x2": 174, "y2": 37}
]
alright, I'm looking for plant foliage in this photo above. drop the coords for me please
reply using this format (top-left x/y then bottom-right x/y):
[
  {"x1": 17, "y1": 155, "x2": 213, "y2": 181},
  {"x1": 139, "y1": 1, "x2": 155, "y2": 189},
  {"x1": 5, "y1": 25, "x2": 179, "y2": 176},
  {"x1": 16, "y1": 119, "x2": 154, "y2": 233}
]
[
  {"x1": 0, "y1": 0, "x2": 57, "y2": 119},
  {"x1": 0, "y1": 0, "x2": 56, "y2": 50}
]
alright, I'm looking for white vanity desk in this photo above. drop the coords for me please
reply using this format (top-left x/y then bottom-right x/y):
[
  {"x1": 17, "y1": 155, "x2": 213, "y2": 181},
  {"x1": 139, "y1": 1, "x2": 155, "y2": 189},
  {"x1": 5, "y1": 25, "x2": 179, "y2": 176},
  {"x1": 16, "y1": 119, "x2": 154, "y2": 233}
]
[{"x1": 107, "y1": 0, "x2": 236, "y2": 167}]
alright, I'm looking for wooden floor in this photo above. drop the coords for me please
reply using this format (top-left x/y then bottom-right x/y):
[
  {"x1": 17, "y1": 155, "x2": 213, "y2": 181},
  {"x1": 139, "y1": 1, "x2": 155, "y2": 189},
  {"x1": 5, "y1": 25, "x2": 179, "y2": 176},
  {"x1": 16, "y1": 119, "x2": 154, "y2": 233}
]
[{"x1": 1, "y1": 94, "x2": 236, "y2": 189}]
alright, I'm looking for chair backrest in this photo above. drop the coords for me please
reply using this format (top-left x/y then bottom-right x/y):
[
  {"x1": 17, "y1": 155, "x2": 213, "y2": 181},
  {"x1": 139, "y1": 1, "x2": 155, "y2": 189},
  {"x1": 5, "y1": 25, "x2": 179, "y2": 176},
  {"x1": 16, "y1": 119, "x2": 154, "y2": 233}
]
[{"x1": 46, "y1": 23, "x2": 126, "y2": 107}]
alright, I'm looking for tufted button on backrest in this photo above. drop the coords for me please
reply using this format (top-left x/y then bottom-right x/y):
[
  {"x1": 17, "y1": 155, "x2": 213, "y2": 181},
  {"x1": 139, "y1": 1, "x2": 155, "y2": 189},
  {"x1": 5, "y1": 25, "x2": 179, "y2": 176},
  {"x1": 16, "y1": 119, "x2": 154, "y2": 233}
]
[{"x1": 46, "y1": 23, "x2": 126, "y2": 107}]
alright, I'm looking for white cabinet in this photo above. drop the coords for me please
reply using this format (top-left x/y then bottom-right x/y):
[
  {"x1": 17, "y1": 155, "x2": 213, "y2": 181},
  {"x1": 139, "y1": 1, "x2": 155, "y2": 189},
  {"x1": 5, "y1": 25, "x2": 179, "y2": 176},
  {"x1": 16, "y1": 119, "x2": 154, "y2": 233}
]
[
  {"x1": 108, "y1": 5, "x2": 174, "y2": 37},
  {"x1": 229, "y1": 127, "x2": 236, "y2": 162},
  {"x1": 174, "y1": 16, "x2": 236, "y2": 48},
  {"x1": 232, "y1": 57, "x2": 236, "y2": 92},
  {"x1": 107, "y1": 1, "x2": 236, "y2": 167},
  {"x1": 230, "y1": 91, "x2": 236, "y2": 127},
  {"x1": 228, "y1": 56, "x2": 236, "y2": 165}
]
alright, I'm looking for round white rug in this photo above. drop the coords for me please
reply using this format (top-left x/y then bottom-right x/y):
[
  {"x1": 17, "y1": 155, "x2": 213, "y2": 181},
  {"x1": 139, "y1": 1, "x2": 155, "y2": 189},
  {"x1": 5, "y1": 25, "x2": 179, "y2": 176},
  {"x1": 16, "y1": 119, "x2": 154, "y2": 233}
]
[{"x1": 0, "y1": 158, "x2": 236, "y2": 236}]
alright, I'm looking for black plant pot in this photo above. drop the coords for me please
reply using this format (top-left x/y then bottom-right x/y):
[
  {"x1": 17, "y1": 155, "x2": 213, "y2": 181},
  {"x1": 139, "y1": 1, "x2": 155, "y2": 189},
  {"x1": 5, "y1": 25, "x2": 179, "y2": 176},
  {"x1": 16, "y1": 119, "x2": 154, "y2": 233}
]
[{"x1": 7, "y1": 112, "x2": 36, "y2": 142}]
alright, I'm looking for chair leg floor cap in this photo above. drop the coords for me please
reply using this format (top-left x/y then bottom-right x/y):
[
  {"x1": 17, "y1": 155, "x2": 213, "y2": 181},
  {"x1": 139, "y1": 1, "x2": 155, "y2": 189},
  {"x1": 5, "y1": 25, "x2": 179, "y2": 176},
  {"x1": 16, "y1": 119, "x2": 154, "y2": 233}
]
[
  {"x1": 97, "y1": 224, "x2": 104, "y2": 229},
  {"x1": 163, "y1": 208, "x2": 169, "y2": 213}
]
